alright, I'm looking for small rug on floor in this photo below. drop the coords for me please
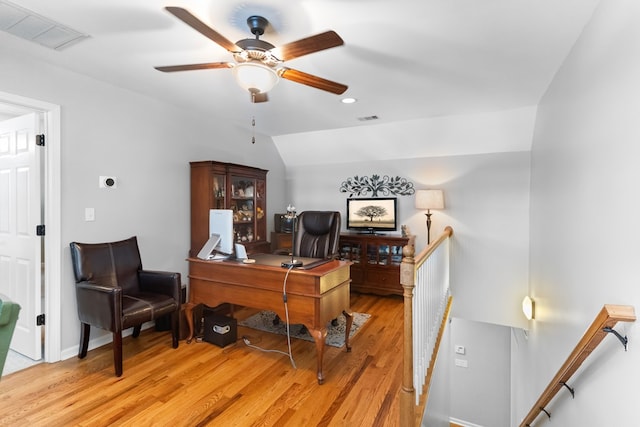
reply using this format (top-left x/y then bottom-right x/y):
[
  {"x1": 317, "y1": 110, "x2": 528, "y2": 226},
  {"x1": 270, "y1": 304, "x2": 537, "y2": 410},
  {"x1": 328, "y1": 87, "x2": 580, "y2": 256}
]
[{"x1": 239, "y1": 311, "x2": 371, "y2": 348}]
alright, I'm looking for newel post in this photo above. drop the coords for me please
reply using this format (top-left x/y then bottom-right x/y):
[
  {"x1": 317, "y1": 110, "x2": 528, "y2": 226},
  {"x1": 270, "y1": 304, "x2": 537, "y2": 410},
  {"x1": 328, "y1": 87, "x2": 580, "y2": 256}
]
[{"x1": 399, "y1": 236, "x2": 416, "y2": 427}]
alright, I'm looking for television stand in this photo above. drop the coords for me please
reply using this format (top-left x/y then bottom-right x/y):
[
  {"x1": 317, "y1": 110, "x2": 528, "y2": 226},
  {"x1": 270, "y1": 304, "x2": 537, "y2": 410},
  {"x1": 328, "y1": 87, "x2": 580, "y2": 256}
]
[
  {"x1": 339, "y1": 233, "x2": 413, "y2": 296},
  {"x1": 357, "y1": 231, "x2": 385, "y2": 236}
]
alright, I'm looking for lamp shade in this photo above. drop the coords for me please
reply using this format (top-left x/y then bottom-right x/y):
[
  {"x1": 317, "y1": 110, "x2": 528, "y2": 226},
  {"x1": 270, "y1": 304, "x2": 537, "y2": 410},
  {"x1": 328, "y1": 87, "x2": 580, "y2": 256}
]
[
  {"x1": 232, "y1": 62, "x2": 278, "y2": 94},
  {"x1": 415, "y1": 189, "x2": 444, "y2": 210}
]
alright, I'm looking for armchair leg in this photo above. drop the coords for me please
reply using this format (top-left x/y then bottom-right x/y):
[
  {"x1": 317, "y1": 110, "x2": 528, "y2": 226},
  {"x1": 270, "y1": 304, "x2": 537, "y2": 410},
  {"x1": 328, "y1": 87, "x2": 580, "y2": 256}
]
[
  {"x1": 78, "y1": 323, "x2": 90, "y2": 359},
  {"x1": 171, "y1": 311, "x2": 179, "y2": 349},
  {"x1": 132, "y1": 325, "x2": 141, "y2": 338},
  {"x1": 113, "y1": 331, "x2": 123, "y2": 377}
]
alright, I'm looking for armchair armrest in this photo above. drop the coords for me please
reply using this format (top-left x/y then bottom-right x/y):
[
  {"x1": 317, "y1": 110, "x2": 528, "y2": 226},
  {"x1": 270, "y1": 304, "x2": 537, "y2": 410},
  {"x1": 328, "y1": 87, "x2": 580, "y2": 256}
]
[
  {"x1": 138, "y1": 270, "x2": 181, "y2": 303},
  {"x1": 75, "y1": 282, "x2": 122, "y2": 332}
]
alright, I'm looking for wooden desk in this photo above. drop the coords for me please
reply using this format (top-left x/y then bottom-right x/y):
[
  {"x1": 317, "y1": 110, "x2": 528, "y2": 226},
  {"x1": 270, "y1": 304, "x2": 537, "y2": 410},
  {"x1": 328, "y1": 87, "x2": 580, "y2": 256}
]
[{"x1": 186, "y1": 255, "x2": 352, "y2": 384}]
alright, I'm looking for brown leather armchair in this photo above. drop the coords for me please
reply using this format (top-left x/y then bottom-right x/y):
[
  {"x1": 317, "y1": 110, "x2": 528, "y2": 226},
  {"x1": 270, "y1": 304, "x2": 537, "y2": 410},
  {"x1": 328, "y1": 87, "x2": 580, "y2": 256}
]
[
  {"x1": 69, "y1": 236, "x2": 180, "y2": 376},
  {"x1": 292, "y1": 211, "x2": 341, "y2": 259}
]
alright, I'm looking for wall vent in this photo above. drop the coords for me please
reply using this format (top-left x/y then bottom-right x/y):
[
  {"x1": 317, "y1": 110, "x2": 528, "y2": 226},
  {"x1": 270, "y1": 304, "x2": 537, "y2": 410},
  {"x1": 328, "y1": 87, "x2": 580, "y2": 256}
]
[
  {"x1": 0, "y1": 0, "x2": 89, "y2": 50},
  {"x1": 357, "y1": 115, "x2": 379, "y2": 122}
]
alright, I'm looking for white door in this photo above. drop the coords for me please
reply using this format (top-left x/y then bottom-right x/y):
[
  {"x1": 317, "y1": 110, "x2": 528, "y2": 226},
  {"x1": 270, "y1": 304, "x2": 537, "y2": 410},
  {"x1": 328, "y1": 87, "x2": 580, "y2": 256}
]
[{"x1": 0, "y1": 113, "x2": 42, "y2": 360}]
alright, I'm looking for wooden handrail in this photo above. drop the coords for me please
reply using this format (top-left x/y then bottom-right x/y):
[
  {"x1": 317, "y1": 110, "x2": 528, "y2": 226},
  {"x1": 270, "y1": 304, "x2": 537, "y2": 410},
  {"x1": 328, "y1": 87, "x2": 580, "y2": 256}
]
[
  {"x1": 520, "y1": 304, "x2": 636, "y2": 426},
  {"x1": 415, "y1": 226, "x2": 454, "y2": 269}
]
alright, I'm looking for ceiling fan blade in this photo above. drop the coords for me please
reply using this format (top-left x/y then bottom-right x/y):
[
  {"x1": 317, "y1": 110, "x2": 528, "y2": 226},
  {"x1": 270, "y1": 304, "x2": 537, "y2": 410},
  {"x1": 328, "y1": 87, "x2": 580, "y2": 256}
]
[
  {"x1": 155, "y1": 62, "x2": 233, "y2": 72},
  {"x1": 279, "y1": 68, "x2": 348, "y2": 95},
  {"x1": 271, "y1": 31, "x2": 344, "y2": 61},
  {"x1": 165, "y1": 6, "x2": 241, "y2": 52}
]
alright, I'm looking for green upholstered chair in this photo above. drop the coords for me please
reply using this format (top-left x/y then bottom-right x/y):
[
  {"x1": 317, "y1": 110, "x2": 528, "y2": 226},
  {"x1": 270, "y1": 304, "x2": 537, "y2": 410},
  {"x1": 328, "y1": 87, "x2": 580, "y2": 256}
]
[{"x1": 0, "y1": 293, "x2": 21, "y2": 377}]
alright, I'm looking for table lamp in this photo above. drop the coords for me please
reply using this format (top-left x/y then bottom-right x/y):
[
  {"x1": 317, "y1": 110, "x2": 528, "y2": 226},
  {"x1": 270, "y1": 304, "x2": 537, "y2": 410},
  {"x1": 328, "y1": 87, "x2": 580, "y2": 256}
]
[{"x1": 415, "y1": 189, "x2": 444, "y2": 244}]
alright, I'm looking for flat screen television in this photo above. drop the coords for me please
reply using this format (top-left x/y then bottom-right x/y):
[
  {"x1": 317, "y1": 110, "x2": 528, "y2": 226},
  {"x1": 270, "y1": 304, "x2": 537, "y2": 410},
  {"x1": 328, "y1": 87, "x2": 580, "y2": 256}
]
[{"x1": 346, "y1": 197, "x2": 398, "y2": 234}]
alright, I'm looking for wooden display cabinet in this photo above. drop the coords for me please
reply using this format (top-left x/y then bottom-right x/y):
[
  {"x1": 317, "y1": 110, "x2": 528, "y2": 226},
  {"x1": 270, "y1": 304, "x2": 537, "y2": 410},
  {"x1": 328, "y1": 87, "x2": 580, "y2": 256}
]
[
  {"x1": 190, "y1": 161, "x2": 269, "y2": 256},
  {"x1": 339, "y1": 233, "x2": 411, "y2": 296}
]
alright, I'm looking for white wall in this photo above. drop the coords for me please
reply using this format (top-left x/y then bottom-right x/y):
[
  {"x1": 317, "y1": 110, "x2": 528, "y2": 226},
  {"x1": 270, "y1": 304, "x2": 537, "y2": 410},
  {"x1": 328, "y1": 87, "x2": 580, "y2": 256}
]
[
  {"x1": 422, "y1": 314, "x2": 452, "y2": 427},
  {"x1": 0, "y1": 49, "x2": 287, "y2": 359},
  {"x1": 273, "y1": 107, "x2": 537, "y2": 166},
  {"x1": 285, "y1": 150, "x2": 531, "y2": 329},
  {"x1": 449, "y1": 318, "x2": 511, "y2": 427},
  {"x1": 518, "y1": 0, "x2": 640, "y2": 424}
]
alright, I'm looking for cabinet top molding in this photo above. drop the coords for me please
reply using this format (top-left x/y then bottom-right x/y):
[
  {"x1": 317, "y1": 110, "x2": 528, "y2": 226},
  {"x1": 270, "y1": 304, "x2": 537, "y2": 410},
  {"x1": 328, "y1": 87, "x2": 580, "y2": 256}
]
[{"x1": 339, "y1": 174, "x2": 415, "y2": 197}]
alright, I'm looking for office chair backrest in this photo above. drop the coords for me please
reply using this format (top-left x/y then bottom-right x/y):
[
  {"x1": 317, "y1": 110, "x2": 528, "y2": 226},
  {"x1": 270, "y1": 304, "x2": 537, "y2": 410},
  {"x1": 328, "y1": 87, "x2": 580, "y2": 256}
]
[{"x1": 294, "y1": 211, "x2": 341, "y2": 259}]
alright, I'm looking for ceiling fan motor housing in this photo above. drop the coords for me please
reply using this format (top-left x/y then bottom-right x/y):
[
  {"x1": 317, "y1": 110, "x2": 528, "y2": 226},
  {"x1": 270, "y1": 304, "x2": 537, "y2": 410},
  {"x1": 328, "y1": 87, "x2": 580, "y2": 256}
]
[{"x1": 246, "y1": 16, "x2": 268, "y2": 36}]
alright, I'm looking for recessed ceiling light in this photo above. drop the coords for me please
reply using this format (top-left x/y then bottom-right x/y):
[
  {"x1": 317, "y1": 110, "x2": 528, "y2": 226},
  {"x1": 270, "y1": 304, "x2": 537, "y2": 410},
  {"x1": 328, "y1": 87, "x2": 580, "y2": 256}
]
[{"x1": 341, "y1": 97, "x2": 357, "y2": 104}]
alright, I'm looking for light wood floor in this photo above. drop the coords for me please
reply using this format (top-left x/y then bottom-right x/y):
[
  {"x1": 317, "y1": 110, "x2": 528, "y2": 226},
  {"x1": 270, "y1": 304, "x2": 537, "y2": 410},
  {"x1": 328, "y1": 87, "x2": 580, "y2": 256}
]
[{"x1": 0, "y1": 292, "x2": 404, "y2": 427}]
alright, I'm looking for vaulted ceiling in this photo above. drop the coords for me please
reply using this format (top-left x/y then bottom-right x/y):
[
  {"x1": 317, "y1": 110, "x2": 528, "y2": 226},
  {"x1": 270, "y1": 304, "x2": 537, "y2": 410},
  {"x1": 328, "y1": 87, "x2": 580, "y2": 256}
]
[{"x1": 1, "y1": 0, "x2": 599, "y2": 139}]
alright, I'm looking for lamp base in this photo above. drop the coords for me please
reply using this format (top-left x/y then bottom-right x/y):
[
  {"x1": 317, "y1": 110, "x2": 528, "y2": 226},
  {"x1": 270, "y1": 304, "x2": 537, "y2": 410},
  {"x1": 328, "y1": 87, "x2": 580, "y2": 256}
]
[{"x1": 281, "y1": 260, "x2": 303, "y2": 268}]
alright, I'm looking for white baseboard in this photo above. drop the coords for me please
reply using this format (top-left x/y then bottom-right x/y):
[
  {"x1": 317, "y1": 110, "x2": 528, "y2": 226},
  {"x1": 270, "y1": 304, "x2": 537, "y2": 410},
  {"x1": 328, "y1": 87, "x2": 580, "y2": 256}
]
[{"x1": 449, "y1": 417, "x2": 485, "y2": 427}]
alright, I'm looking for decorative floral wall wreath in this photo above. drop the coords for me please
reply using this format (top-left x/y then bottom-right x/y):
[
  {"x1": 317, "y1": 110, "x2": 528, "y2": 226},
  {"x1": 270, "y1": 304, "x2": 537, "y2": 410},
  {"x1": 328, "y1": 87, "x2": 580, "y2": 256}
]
[{"x1": 339, "y1": 174, "x2": 415, "y2": 197}]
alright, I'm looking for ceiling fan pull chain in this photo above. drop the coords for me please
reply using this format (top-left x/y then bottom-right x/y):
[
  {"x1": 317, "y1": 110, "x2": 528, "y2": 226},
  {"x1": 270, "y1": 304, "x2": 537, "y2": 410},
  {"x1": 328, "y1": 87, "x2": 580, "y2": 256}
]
[{"x1": 251, "y1": 116, "x2": 256, "y2": 144}]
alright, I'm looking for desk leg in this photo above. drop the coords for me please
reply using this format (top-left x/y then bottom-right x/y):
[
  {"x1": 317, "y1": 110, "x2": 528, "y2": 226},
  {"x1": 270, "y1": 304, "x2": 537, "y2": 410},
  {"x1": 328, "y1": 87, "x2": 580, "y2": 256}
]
[
  {"x1": 343, "y1": 310, "x2": 353, "y2": 353},
  {"x1": 307, "y1": 327, "x2": 328, "y2": 385},
  {"x1": 184, "y1": 303, "x2": 195, "y2": 343}
]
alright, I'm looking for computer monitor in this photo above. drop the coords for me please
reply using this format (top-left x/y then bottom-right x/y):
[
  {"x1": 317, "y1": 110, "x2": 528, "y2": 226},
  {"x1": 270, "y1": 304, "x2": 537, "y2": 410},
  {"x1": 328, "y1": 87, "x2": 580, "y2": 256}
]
[
  {"x1": 209, "y1": 209, "x2": 234, "y2": 255},
  {"x1": 196, "y1": 233, "x2": 221, "y2": 260}
]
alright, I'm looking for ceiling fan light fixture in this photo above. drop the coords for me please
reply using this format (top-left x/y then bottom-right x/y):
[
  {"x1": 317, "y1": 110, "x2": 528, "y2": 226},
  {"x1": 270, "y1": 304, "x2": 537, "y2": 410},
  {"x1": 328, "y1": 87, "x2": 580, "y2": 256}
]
[{"x1": 232, "y1": 61, "x2": 278, "y2": 94}]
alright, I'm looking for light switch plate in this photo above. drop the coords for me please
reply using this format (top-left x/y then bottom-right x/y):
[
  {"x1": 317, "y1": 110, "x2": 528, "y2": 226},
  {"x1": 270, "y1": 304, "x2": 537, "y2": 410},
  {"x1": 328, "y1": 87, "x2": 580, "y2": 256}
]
[
  {"x1": 85, "y1": 207, "x2": 95, "y2": 221},
  {"x1": 455, "y1": 358, "x2": 468, "y2": 368}
]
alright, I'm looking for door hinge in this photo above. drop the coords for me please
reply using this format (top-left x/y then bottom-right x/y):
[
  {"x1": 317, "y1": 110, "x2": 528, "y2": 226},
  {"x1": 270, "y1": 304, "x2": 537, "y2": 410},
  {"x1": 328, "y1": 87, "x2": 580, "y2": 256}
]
[
  {"x1": 36, "y1": 225, "x2": 45, "y2": 236},
  {"x1": 36, "y1": 134, "x2": 45, "y2": 146},
  {"x1": 37, "y1": 314, "x2": 45, "y2": 326}
]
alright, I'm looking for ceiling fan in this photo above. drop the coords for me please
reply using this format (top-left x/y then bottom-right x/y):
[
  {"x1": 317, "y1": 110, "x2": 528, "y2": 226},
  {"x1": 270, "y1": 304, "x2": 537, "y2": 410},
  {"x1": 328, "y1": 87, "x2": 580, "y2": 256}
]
[{"x1": 155, "y1": 7, "x2": 348, "y2": 103}]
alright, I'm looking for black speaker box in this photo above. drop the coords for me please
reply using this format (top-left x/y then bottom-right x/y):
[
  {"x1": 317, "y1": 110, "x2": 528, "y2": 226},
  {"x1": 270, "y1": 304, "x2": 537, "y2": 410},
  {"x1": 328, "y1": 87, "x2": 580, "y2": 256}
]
[{"x1": 203, "y1": 308, "x2": 237, "y2": 348}]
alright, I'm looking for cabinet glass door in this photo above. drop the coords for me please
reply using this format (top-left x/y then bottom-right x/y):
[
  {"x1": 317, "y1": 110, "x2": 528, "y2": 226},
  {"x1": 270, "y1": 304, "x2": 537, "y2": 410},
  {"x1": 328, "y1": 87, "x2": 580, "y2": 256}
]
[
  {"x1": 340, "y1": 242, "x2": 361, "y2": 263},
  {"x1": 212, "y1": 174, "x2": 225, "y2": 209},
  {"x1": 254, "y1": 179, "x2": 266, "y2": 243},
  {"x1": 378, "y1": 245, "x2": 390, "y2": 265},
  {"x1": 390, "y1": 245, "x2": 403, "y2": 265},
  {"x1": 231, "y1": 177, "x2": 256, "y2": 244}
]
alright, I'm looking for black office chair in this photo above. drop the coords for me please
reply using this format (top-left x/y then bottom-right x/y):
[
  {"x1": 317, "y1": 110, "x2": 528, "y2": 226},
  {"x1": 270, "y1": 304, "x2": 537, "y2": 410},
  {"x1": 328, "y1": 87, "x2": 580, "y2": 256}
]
[
  {"x1": 291, "y1": 211, "x2": 341, "y2": 259},
  {"x1": 274, "y1": 211, "x2": 341, "y2": 326}
]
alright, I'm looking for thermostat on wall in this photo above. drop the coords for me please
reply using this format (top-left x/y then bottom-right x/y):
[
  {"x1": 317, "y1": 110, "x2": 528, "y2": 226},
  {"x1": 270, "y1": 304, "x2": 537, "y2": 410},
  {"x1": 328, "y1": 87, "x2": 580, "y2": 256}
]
[{"x1": 99, "y1": 176, "x2": 117, "y2": 188}]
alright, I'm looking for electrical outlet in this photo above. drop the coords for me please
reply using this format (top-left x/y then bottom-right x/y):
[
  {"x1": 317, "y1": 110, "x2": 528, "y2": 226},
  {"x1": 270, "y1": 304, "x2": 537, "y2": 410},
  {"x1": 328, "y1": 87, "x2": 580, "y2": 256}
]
[{"x1": 455, "y1": 345, "x2": 466, "y2": 355}]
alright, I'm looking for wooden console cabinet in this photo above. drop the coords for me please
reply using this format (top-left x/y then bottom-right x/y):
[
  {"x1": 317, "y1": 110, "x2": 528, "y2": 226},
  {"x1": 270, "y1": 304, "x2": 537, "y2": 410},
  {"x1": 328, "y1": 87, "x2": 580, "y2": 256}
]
[
  {"x1": 270, "y1": 231, "x2": 293, "y2": 252},
  {"x1": 190, "y1": 161, "x2": 270, "y2": 256},
  {"x1": 339, "y1": 233, "x2": 411, "y2": 296}
]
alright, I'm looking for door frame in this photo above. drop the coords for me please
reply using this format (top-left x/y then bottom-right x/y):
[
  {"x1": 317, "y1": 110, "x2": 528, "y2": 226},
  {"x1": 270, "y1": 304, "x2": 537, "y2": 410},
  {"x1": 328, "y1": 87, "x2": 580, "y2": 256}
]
[{"x1": 0, "y1": 90, "x2": 61, "y2": 363}]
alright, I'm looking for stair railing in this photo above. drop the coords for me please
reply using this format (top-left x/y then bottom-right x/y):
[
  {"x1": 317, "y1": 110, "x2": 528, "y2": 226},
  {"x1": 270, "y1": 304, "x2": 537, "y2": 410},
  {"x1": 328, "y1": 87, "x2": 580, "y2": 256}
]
[
  {"x1": 399, "y1": 226, "x2": 453, "y2": 427},
  {"x1": 519, "y1": 304, "x2": 636, "y2": 426}
]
